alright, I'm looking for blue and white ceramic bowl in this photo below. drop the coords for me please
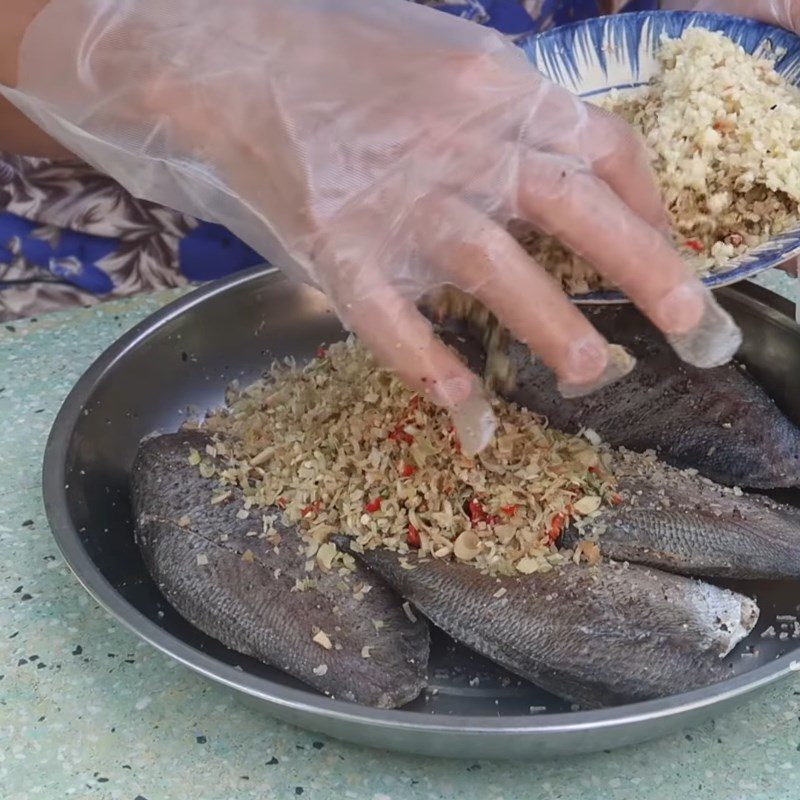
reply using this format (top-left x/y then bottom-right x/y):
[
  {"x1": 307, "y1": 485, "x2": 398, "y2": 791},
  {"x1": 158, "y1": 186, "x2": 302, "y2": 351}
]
[{"x1": 519, "y1": 11, "x2": 800, "y2": 303}]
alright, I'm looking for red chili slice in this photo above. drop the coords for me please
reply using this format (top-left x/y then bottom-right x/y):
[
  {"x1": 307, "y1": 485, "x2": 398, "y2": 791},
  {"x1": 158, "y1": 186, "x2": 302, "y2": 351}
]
[
  {"x1": 500, "y1": 505, "x2": 518, "y2": 517},
  {"x1": 685, "y1": 239, "x2": 704, "y2": 253},
  {"x1": 399, "y1": 462, "x2": 416, "y2": 478},
  {"x1": 468, "y1": 498, "x2": 488, "y2": 524},
  {"x1": 301, "y1": 499, "x2": 323, "y2": 517},
  {"x1": 547, "y1": 512, "x2": 567, "y2": 543},
  {"x1": 365, "y1": 497, "x2": 382, "y2": 513},
  {"x1": 406, "y1": 524, "x2": 421, "y2": 548},
  {"x1": 388, "y1": 426, "x2": 414, "y2": 445}
]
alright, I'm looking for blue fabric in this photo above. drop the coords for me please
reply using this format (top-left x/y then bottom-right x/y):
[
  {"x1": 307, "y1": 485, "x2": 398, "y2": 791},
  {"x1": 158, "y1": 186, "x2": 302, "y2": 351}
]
[
  {"x1": 0, "y1": 211, "x2": 116, "y2": 293},
  {"x1": 0, "y1": 0, "x2": 659, "y2": 296},
  {"x1": 179, "y1": 222, "x2": 262, "y2": 282},
  {"x1": 431, "y1": 1, "x2": 658, "y2": 34}
]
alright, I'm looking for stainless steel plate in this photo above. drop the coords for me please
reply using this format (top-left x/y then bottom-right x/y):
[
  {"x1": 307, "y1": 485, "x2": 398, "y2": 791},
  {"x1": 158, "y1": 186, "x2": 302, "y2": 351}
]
[{"x1": 42, "y1": 268, "x2": 800, "y2": 759}]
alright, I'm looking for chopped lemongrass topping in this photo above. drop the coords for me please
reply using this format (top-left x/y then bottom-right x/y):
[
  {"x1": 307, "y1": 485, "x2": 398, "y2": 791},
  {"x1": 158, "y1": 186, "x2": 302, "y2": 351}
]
[
  {"x1": 199, "y1": 339, "x2": 617, "y2": 574},
  {"x1": 312, "y1": 629, "x2": 333, "y2": 650}
]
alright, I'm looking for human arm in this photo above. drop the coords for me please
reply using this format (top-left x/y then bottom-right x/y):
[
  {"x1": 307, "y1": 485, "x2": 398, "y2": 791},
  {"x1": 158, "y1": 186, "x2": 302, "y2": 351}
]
[
  {"x1": 0, "y1": 95, "x2": 71, "y2": 158},
  {"x1": 0, "y1": 0, "x2": 72, "y2": 157}
]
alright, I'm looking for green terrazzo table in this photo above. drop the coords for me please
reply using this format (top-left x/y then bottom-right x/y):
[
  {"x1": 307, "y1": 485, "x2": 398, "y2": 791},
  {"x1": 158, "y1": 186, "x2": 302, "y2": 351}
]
[{"x1": 2, "y1": 274, "x2": 799, "y2": 800}]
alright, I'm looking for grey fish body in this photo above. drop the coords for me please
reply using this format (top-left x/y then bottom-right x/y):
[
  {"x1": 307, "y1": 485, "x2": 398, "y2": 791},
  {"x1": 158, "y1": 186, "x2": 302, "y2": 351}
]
[
  {"x1": 565, "y1": 451, "x2": 800, "y2": 580},
  {"x1": 132, "y1": 431, "x2": 429, "y2": 708},
  {"x1": 506, "y1": 306, "x2": 800, "y2": 489},
  {"x1": 345, "y1": 543, "x2": 758, "y2": 708}
]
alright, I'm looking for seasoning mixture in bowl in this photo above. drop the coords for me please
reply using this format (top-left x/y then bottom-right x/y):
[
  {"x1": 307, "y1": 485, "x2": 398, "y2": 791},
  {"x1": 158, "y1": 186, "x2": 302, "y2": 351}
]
[{"x1": 519, "y1": 27, "x2": 800, "y2": 296}]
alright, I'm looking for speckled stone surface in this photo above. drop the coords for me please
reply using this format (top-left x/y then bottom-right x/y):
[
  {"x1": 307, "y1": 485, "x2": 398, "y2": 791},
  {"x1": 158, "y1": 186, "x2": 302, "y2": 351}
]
[{"x1": 2, "y1": 276, "x2": 800, "y2": 800}]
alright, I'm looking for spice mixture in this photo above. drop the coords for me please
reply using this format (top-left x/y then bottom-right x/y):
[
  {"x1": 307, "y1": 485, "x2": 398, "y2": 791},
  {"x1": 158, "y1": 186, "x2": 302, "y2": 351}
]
[{"x1": 191, "y1": 339, "x2": 618, "y2": 576}]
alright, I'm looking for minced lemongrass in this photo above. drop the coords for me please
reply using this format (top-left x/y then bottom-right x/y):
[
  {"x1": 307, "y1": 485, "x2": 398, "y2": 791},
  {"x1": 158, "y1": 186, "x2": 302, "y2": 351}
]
[{"x1": 197, "y1": 338, "x2": 617, "y2": 575}]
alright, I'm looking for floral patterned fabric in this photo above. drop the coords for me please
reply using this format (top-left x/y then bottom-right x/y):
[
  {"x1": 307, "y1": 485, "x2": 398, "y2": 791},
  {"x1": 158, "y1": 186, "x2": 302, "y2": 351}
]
[{"x1": 0, "y1": 0, "x2": 657, "y2": 321}]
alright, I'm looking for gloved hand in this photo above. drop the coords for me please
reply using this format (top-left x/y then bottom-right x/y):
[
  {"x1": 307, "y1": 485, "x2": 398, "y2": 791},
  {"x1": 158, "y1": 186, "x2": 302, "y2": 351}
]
[{"x1": 2, "y1": 0, "x2": 741, "y2": 453}]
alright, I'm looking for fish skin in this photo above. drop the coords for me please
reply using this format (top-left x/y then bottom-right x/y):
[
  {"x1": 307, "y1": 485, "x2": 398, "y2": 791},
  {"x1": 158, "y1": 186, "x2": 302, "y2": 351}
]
[
  {"x1": 502, "y1": 306, "x2": 800, "y2": 489},
  {"x1": 131, "y1": 431, "x2": 429, "y2": 708},
  {"x1": 563, "y1": 450, "x2": 800, "y2": 580},
  {"x1": 342, "y1": 541, "x2": 758, "y2": 708}
]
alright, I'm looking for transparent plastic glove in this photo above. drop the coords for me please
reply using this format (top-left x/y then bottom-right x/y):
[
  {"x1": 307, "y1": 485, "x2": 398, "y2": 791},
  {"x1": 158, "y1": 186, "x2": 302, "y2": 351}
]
[{"x1": 2, "y1": 0, "x2": 741, "y2": 454}]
